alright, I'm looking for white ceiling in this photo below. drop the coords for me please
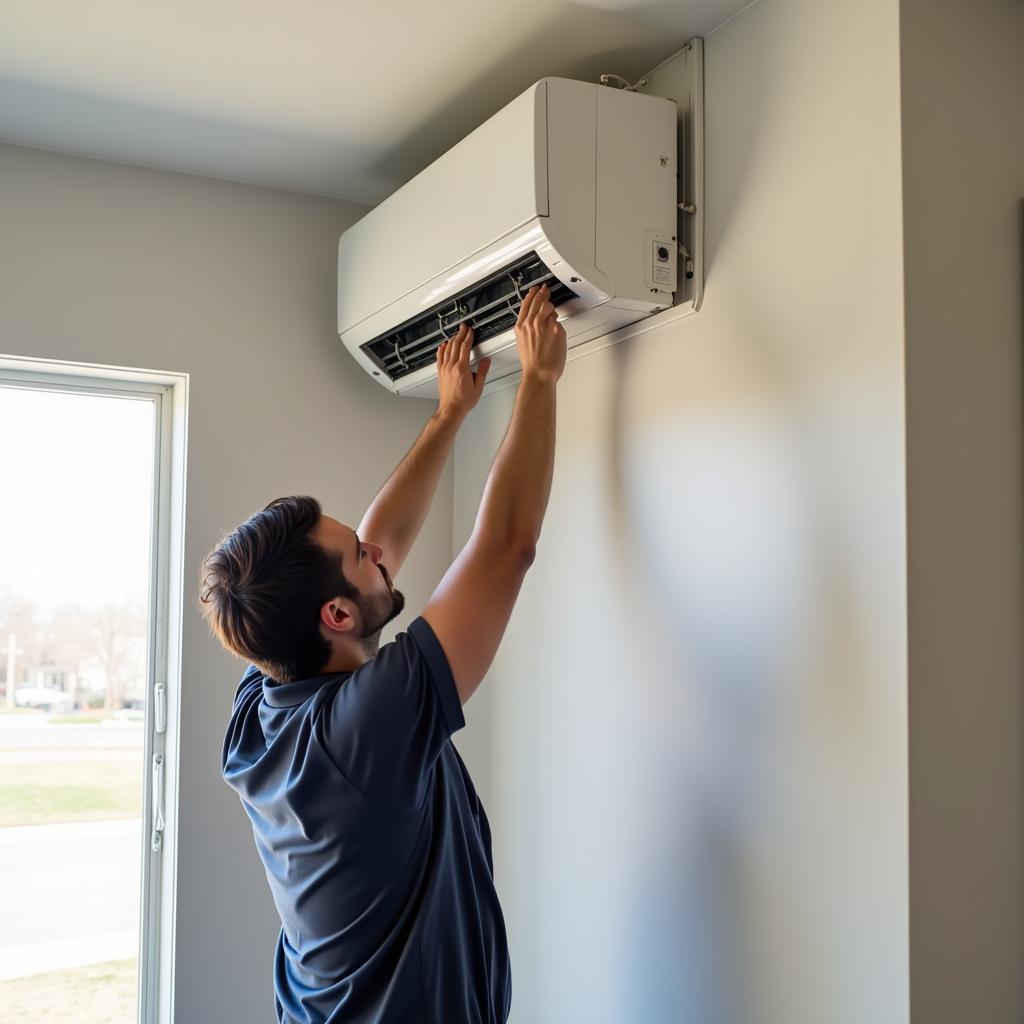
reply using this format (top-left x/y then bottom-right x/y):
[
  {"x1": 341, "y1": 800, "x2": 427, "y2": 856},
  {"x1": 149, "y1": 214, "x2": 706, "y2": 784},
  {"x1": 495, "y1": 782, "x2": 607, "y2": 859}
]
[{"x1": 0, "y1": 0, "x2": 748, "y2": 204}]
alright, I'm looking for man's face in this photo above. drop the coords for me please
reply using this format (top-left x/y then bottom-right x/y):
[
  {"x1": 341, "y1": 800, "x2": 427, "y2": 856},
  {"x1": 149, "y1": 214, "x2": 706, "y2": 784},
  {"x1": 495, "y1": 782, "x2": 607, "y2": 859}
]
[{"x1": 315, "y1": 515, "x2": 405, "y2": 639}]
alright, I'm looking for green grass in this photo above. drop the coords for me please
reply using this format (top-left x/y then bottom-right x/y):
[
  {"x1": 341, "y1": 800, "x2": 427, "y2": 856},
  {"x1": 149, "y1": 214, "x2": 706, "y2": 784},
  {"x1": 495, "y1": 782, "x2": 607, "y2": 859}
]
[
  {"x1": 0, "y1": 958, "x2": 137, "y2": 1024},
  {"x1": 0, "y1": 760, "x2": 143, "y2": 827}
]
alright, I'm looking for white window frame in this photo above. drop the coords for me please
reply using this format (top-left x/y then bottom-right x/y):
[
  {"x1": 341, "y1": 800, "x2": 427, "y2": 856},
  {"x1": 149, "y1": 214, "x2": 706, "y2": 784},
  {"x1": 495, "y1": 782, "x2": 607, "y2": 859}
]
[{"x1": 0, "y1": 353, "x2": 188, "y2": 1024}]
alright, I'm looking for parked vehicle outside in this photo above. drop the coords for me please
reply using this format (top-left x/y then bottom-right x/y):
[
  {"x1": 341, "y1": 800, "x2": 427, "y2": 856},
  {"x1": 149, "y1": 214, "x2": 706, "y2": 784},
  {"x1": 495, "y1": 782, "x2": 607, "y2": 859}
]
[{"x1": 13, "y1": 687, "x2": 74, "y2": 711}]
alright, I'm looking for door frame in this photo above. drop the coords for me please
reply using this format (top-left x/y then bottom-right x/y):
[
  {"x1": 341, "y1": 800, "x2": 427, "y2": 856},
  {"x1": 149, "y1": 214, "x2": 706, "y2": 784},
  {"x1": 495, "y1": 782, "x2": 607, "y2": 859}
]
[{"x1": 0, "y1": 353, "x2": 188, "y2": 1024}]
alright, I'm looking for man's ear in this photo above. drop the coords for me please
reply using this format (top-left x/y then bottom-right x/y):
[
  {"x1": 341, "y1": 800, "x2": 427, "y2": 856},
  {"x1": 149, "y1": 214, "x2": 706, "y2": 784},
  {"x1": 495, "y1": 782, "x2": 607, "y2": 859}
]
[{"x1": 320, "y1": 598, "x2": 355, "y2": 635}]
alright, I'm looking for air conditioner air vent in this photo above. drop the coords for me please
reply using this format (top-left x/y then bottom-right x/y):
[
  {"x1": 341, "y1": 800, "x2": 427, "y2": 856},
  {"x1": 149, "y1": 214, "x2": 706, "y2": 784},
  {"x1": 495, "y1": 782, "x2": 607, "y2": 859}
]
[{"x1": 361, "y1": 251, "x2": 577, "y2": 383}]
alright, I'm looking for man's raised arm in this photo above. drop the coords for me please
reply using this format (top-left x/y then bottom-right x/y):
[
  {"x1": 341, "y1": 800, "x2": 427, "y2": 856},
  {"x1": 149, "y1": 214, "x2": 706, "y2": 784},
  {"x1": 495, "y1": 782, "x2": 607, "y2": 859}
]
[
  {"x1": 423, "y1": 284, "x2": 567, "y2": 705},
  {"x1": 358, "y1": 326, "x2": 490, "y2": 578}
]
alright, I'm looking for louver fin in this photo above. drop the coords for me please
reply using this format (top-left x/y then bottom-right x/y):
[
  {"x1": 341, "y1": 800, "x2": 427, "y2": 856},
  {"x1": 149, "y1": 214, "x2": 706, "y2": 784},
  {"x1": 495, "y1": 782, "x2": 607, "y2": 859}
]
[{"x1": 361, "y1": 251, "x2": 577, "y2": 383}]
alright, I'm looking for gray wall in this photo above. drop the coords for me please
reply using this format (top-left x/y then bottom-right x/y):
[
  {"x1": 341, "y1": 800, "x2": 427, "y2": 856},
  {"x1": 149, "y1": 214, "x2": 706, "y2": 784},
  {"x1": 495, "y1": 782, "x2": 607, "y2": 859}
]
[
  {"x1": 0, "y1": 144, "x2": 454, "y2": 1022},
  {"x1": 901, "y1": 0, "x2": 1024, "y2": 1020},
  {"x1": 453, "y1": 0, "x2": 910, "y2": 1021}
]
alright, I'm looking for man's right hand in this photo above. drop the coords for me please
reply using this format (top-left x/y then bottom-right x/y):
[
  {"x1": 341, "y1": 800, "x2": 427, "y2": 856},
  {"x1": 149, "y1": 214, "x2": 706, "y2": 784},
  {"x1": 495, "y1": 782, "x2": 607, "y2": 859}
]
[{"x1": 515, "y1": 284, "x2": 567, "y2": 384}]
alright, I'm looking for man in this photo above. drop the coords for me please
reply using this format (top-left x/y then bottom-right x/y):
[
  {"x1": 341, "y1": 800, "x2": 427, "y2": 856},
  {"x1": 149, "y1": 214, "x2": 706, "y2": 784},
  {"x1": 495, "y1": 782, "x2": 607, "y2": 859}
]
[{"x1": 200, "y1": 284, "x2": 566, "y2": 1023}]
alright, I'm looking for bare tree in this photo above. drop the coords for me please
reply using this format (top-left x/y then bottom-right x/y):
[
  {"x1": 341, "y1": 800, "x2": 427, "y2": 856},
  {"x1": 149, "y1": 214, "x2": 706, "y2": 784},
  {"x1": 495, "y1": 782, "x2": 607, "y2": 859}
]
[
  {"x1": 0, "y1": 590, "x2": 147, "y2": 708},
  {"x1": 84, "y1": 602, "x2": 147, "y2": 710}
]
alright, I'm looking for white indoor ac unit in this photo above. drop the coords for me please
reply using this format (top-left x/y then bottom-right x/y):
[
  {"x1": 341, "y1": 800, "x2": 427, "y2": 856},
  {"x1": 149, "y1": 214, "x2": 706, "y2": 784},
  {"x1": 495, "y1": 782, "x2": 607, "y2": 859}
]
[{"x1": 337, "y1": 77, "x2": 678, "y2": 398}]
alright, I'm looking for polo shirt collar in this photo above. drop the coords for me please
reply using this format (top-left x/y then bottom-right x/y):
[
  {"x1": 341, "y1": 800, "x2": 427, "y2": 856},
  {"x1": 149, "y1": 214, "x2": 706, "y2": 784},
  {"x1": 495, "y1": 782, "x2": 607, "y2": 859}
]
[{"x1": 262, "y1": 670, "x2": 350, "y2": 708}]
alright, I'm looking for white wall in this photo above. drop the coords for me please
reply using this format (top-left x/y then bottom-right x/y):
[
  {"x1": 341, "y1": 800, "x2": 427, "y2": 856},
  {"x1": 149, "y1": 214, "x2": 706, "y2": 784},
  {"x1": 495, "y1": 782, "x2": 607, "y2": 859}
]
[
  {"x1": 0, "y1": 144, "x2": 455, "y2": 1023},
  {"x1": 453, "y1": 1, "x2": 909, "y2": 1021},
  {"x1": 901, "y1": 0, "x2": 1024, "y2": 1020}
]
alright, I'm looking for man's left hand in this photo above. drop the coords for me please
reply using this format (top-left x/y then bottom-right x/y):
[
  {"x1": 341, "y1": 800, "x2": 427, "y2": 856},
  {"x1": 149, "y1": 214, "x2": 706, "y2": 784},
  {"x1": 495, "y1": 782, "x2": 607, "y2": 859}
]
[{"x1": 436, "y1": 323, "x2": 491, "y2": 419}]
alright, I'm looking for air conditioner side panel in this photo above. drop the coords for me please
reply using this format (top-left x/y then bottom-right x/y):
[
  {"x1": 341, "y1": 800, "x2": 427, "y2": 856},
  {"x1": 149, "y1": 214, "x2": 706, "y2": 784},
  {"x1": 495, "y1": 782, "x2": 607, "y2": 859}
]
[
  {"x1": 337, "y1": 82, "x2": 549, "y2": 336},
  {"x1": 595, "y1": 88, "x2": 678, "y2": 303}
]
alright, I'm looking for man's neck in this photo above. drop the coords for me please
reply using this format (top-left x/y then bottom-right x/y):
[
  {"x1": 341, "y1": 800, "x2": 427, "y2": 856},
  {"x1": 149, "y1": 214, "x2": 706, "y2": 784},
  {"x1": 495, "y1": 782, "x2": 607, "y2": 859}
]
[{"x1": 320, "y1": 637, "x2": 380, "y2": 675}]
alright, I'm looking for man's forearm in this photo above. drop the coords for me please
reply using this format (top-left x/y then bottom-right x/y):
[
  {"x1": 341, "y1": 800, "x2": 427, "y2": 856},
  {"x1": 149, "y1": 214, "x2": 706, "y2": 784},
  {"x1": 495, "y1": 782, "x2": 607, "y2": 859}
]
[
  {"x1": 358, "y1": 409, "x2": 462, "y2": 557},
  {"x1": 474, "y1": 372, "x2": 556, "y2": 550}
]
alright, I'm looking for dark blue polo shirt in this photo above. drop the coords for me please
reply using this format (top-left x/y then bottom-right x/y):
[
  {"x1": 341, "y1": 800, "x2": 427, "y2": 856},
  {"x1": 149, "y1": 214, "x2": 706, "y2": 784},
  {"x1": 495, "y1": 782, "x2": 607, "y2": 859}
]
[{"x1": 221, "y1": 616, "x2": 511, "y2": 1024}]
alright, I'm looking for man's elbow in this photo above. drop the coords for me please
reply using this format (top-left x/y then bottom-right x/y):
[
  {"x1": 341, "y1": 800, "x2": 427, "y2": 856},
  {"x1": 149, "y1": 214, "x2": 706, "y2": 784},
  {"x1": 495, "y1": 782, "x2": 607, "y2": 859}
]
[
  {"x1": 473, "y1": 531, "x2": 537, "y2": 571},
  {"x1": 517, "y1": 541, "x2": 537, "y2": 569}
]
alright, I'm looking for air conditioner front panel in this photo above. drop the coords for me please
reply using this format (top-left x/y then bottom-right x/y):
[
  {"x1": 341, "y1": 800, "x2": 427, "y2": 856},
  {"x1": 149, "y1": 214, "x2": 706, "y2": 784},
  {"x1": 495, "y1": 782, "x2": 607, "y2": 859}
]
[
  {"x1": 337, "y1": 82, "x2": 549, "y2": 337},
  {"x1": 341, "y1": 217, "x2": 624, "y2": 393}
]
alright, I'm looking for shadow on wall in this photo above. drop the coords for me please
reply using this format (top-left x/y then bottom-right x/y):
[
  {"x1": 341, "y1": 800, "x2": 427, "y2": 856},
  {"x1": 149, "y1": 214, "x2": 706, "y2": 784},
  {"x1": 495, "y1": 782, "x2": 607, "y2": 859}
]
[
  {"x1": 601, "y1": 319, "x2": 877, "y2": 1020},
  {"x1": 603, "y1": 336, "x2": 754, "y2": 1022}
]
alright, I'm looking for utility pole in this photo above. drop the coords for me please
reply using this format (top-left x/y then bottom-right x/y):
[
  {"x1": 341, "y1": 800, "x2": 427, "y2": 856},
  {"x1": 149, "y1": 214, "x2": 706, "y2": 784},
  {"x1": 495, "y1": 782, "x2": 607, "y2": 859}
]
[{"x1": 5, "y1": 634, "x2": 20, "y2": 710}]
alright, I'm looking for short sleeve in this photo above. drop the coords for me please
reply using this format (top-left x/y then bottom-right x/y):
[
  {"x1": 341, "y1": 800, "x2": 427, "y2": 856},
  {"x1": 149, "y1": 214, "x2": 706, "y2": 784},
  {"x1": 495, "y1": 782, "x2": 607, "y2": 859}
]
[
  {"x1": 231, "y1": 665, "x2": 262, "y2": 710},
  {"x1": 318, "y1": 616, "x2": 466, "y2": 813},
  {"x1": 222, "y1": 665, "x2": 265, "y2": 782}
]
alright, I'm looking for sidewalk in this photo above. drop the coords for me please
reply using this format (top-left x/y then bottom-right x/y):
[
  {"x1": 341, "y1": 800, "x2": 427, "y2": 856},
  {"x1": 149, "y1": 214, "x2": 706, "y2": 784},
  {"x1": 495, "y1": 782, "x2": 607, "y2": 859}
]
[{"x1": 0, "y1": 819, "x2": 141, "y2": 981}]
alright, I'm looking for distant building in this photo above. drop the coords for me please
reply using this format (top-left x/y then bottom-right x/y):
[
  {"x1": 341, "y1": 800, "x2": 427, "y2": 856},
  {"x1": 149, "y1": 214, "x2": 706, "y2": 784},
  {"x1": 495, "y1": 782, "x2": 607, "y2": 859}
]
[{"x1": 25, "y1": 663, "x2": 71, "y2": 692}]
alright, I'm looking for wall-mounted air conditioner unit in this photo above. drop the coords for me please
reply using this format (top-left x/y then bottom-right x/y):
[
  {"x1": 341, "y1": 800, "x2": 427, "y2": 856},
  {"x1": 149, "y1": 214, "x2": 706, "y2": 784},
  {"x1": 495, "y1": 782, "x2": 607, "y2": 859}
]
[{"x1": 337, "y1": 76, "x2": 678, "y2": 398}]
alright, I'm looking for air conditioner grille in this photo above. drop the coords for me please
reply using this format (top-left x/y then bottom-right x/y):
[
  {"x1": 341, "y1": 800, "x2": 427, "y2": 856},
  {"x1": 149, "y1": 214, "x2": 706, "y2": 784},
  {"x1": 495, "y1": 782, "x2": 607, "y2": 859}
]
[{"x1": 361, "y1": 251, "x2": 577, "y2": 383}]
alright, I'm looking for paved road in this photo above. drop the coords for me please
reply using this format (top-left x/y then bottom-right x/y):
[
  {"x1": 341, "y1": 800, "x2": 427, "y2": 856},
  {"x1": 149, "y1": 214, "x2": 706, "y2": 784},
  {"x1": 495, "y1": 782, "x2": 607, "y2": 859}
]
[
  {"x1": 0, "y1": 713, "x2": 143, "y2": 752},
  {"x1": 0, "y1": 714, "x2": 146, "y2": 980},
  {"x1": 0, "y1": 818, "x2": 142, "y2": 981}
]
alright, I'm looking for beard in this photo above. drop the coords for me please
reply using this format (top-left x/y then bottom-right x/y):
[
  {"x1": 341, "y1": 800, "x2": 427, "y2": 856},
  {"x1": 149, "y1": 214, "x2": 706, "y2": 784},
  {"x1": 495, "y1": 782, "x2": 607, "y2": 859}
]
[{"x1": 356, "y1": 563, "x2": 405, "y2": 656}]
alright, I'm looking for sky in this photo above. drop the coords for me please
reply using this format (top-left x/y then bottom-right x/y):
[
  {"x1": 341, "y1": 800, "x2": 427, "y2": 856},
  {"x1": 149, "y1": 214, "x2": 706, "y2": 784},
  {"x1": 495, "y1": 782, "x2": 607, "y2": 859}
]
[{"x1": 0, "y1": 385, "x2": 155, "y2": 609}]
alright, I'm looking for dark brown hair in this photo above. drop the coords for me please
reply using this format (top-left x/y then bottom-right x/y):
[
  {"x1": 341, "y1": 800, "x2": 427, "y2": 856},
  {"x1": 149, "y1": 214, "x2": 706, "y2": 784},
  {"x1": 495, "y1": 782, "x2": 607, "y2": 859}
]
[{"x1": 198, "y1": 495, "x2": 357, "y2": 682}]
